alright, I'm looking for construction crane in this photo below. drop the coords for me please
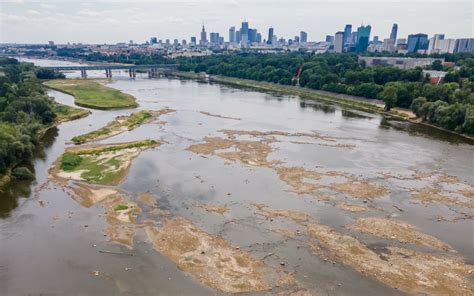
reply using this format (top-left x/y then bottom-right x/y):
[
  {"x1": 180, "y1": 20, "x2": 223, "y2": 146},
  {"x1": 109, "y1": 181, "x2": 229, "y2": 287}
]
[{"x1": 292, "y1": 64, "x2": 304, "y2": 86}]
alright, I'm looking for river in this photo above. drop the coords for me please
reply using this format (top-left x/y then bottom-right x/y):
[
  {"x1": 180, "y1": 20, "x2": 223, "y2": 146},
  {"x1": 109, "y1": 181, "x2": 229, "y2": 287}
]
[{"x1": 0, "y1": 58, "x2": 473, "y2": 295}]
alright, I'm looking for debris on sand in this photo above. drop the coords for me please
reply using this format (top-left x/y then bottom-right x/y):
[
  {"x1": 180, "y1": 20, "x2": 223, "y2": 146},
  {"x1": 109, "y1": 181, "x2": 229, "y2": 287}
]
[
  {"x1": 187, "y1": 136, "x2": 278, "y2": 167},
  {"x1": 272, "y1": 228, "x2": 297, "y2": 238},
  {"x1": 307, "y1": 223, "x2": 474, "y2": 295},
  {"x1": 200, "y1": 111, "x2": 241, "y2": 121},
  {"x1": 145, "y1": 217, "x2": 271, "y2": 293},
  {"x1": 348, "y1": 217, "x2": 453, "y2": 251},
  {"x1": 277, "y1": 272, "x2": 297, "y2": 287},
  {"x1": 253, "y1": 203, "x2": 310, "y2": 224},
  {"x1": 194, "y1": 203, "x2": 229, "y2": 215},
  {"x1": 138, "y1": 192, "x2": 157, "y2": 207},
  {"x1": 335, "y1": 203, "x2": 371, "y2": 212},
  {"x1": 276, "y1": 289, "x2": 313, "y2": 296}
]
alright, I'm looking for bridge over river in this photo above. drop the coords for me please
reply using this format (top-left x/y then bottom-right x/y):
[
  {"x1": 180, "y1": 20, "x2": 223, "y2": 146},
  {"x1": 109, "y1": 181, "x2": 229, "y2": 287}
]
[{"x1": 44, "y1": 64, "x2": 178, "y2": 78}]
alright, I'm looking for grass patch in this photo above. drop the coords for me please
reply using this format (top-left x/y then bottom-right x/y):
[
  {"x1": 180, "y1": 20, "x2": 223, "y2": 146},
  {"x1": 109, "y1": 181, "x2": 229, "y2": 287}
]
[
  {"x1": 52, "y1": 103, "x2": 90, "y2": 123},
  {"x1": 44, "y1": 79, "x2": 138, "y2": 110},
  {"x1": 114, "y1": 204, "x2": 129, "y2": 211},
  {"x1": 71, "y1": 110, "x2": 152, "y2": 144},
  {"x1": 58, "y1": 140, "x2": 158, "y2": 185}
]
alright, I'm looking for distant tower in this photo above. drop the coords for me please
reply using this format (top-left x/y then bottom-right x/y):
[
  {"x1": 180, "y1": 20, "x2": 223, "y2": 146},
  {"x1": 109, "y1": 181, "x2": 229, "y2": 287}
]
[
  {"x1": 229, "y1": 26, "x2": 236, "y2": 43},
  {"x1": 267, "y1": 27, "x2": 274, "y2": 45},
  {"x1": 200, "y1": 25, "x2": 207, "y2": 46},
  {"x1": 300, "y1": 31, "x2": 308, "y2": 43},
  {"x1": 390, "y1": 24, "x2": 398, "y2": 42},
  {"x1": 334, "y1": 31, "x2": 344, "y2": 53},
  {"x1": 343, "y1": 24, "x2": 352, "y2": 44}
]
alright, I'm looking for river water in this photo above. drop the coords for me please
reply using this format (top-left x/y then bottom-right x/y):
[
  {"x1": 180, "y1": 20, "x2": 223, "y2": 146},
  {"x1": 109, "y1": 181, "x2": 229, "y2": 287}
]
[{"x1": 0, "y1": 58, "x2": 473, "y2": 295}]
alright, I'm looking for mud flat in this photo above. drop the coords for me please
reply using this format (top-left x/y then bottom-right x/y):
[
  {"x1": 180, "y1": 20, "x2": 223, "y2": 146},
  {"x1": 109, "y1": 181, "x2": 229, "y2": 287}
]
[
  {"x1": 307, "y1": 223, "x2": 474, "y2": 295},
  {"x1": 252, "y1": 203, "x2": 310, "y2": 223},
  {"x1": 348, "y1": 217, "x2": 453, "y2": 251},
  {"x1": 51, "y1": 140, "x2": 160, "y2": 186},
  {"x1": 71, "y1": 109, "x2": 174, "y2": 144},
  {"x1": 194, "y1": 203, "x2": 229, "y2": 215},
  {"x1": 145, "y1": 217, "x2": 271, "y2": 293},
  {"x1": 336, "y1": 203, "x2": 371, "y2": 212}
]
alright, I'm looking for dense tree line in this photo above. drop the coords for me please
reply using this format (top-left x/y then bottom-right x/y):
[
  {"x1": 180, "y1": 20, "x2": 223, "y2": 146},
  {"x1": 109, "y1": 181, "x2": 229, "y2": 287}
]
[{"x1": 0, "y1": 58, "x2": 63, "y2": 178}]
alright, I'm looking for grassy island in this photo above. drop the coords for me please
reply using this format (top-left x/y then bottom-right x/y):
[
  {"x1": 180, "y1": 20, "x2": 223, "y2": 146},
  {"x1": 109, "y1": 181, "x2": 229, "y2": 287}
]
[
  {"x1": 44, "y1": 79, "x2": 138, "y2": 110},
  {"x1": 71, "y1": 109, "x2": 174, "y2": 144},
  {"x1": 55, "y1": 140, "x2": 159, "y2": 185}
]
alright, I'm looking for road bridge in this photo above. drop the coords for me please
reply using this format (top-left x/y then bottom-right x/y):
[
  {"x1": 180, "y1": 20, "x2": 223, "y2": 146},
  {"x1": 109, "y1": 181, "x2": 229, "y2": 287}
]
[{"x1": 43, "y1": 64, "x2": 178, "y2": 78}]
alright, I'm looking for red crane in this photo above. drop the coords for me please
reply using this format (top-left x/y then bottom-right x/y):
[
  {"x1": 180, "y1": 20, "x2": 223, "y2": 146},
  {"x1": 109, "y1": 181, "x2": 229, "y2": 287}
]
[{"x1": 292, "y1": 64, "x2": 304, "y2": 85}]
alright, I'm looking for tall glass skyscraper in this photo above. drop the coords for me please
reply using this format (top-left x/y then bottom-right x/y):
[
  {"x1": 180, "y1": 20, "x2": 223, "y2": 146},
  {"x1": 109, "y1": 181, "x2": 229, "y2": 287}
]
[
  {"x1": 390, "y1": 24, "x2": 398, "y2": 41},
  {"x1": 407, "y1": 33, "x2": 429, "y2": 53},
  {"x1": 343, "y1": 24, "x2": 352, "y2": 44},
  {"x1": 267, "y1": 27, "x2": 274, "y2": 44},
  {"x1": 356, "y1": 25, "x2": 371, "y2": 52},
  {"x1": 240, "y1": 22, "x2": 249, "y2": 46},
  {"x1": 300, "y1": 31, "x2": 308, "y2": 43},
  {"x1": 229, "y1": 26, "x2": 236, "y2": 43}
]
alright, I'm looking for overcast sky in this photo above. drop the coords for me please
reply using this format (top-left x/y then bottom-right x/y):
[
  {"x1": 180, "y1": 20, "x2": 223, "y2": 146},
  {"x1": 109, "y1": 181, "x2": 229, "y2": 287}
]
[{"x1": 0, "y1": 0, "x2": 472, "y2": 44}]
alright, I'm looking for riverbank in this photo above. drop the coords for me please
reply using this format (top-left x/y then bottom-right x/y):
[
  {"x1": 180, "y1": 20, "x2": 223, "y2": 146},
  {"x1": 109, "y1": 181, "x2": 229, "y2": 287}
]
[
  {"x1": 43, "y1": 79, "x2": 138, "y2": 110},
  {"x1": 172, "y1": 71, "x2": 474, "y2": 142}
]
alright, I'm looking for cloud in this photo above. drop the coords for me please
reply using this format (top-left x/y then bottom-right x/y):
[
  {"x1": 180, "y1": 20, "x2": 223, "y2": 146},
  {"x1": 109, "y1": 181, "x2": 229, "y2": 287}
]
[
  {"x1": 77, "y1": 9, "x2": 101, "y2": 17},
  {"x1": 26, "y1": 9, "x2": 40, "y2": 16}
]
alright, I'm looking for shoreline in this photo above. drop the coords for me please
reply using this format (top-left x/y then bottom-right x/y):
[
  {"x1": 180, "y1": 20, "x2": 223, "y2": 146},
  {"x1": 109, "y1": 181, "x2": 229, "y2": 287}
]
[{"x1": 171, "y1": 71, "x2": 474, "y2": 143}]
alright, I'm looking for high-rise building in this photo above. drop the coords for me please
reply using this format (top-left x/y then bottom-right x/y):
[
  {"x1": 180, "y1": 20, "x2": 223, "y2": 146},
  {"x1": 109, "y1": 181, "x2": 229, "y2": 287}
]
[
  {"x1": 190, "y1": 36, "x2": 197, "y2": 46},
  {"x1": 218, "y1": 36, "x2": 224, "y2": 45},
  {"x1": 373, "y1": 36, "x2": 379, "y2": 45},
  {"x1": 334, "y1": 31, "x2": 344, "y2": 53},
  {"x1": 407, "y1": 33, "x2": 429, "y2": 53},
  {"x1": 326, "y1": 35, "x2": 334, "y2": 43},
  {"x1": 454, "y1": 38, "x2": 474, "y2": 53},
  {"x1": 150, "y1": 37, "x2": 157, "y2": 44},
  {"x1": 351, "y1": 32, "x2": 358, "y2": 44},
  {"x1": 300, "y1": 31, "x2": 308, "y2": 43},
  {"x1": 267, "y1": 27, "x2": 274, "y2": 45},
  {"x1": 248, "y1": 29, "x2": 257, "y2": 43},
  {"x1": 256, "y1": 33, "x2": 262, "y2": 43},
  {"x1": 229, "y1": 26, "x2": 236, "y2": 43},
  {"x1": 240, "y1": 22, "x2": 249, "y2": 46},
  {"x1": 236, "y1": 30, "x2": 241, "y2": 43},
  {"x1": 343, "y1": 24, "x2": 352, "y2": 44},
  {"x1": 210, "y1": 32, "x2": 220, "y2": 45},
  {"x1": 200, "y1": 25, "x2": 207, "y2": 46},
  {"x1": 356, "y1": 25, "x2": 371, "y2": 52},
  {"x1": 390, "y1": 24, "x2": 398, "y2": 41}
]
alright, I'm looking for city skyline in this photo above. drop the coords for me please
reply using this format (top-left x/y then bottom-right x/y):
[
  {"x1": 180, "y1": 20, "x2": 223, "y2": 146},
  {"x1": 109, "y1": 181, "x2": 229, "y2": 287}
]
[{"x1": 1, "y1": 0, "x2": 472, "y2": 44}]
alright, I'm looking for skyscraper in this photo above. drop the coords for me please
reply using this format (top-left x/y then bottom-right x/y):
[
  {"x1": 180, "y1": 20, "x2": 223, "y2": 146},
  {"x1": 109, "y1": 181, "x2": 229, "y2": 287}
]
[
  {"x1": 325, "y1": 35, "x2": 334, "y2": 43},
  {"x1": 240, "y1": 22, "x2": 249, "y2": 46},
  {"x1": 334, "y1": 31, "x2": 344, "y2": 53},
  {"x1": 390, "y1": 24, "x2": 398, "y2": 42},
  {"x1": 300, "y1": 31, "x2": 308, "y2": 43},
  {"x1": 267, "y1": 27, "x2": 274, "y2": 45},
  {"x1": 210, "y1": 32, "x2": 220, "y2": 45},
  {"x1": 200, "y1": 25, "x2": 207, "y2": 46},
  {"x1": 229, "y1": 26, "x2": 236, "y2": 43},
  {"x1": 407, "y1": 33, "x2": 429, "y2": 53},
  {"x1": 343, "y1": 24, "x2": 352, "y2": 44},
  {"x1": 356, "y1": 25, "x2": 371, "y2": 52},
  {"x1": 454, "y1": 38, "x2": 474, "y2": 53},
  {"x1": 248, "y1": 29, "x2": 257, "y2": 43}
]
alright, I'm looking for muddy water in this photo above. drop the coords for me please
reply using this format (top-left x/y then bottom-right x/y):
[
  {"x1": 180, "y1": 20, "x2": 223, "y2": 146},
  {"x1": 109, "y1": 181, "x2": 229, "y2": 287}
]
[{"x1": 1, "y1": 58, "x2": 473, "y2": 295}]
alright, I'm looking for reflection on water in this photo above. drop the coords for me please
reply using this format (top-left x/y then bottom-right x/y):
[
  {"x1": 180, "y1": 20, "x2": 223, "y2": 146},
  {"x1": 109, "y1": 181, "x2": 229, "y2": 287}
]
[{"x1": 300, "y1": 100, "x2": 336, "y2": 113}]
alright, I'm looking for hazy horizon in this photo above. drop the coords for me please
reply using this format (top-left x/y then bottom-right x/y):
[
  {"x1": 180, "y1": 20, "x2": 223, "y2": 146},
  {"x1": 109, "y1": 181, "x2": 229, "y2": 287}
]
[{"x1": 1, "y1": 0, "x2": 473, "y2": 44}]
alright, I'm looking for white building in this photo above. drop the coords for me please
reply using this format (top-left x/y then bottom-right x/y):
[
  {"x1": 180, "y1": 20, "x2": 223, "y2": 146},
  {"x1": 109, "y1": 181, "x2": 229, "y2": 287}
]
[
  {"x1": 334, "y1": 32, "x2": 344, "y2": 53},
  {"x1": 428, "y1": 34, "x2": 456, "y2": 54}
]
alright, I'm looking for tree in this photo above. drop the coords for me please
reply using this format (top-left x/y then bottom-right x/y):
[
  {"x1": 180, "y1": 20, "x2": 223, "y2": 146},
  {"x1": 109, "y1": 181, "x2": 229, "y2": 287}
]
[
  {"x1": 431, "y1": 60, "x2": 443, "y2": 71},
  {"x1": 379, "y1": 84, "x2": 398, "y2": 111}
]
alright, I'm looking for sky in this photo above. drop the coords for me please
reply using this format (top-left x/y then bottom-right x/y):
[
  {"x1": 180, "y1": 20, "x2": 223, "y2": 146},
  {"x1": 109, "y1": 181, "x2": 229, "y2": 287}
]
[{"x1": 0, "y1": 0, "x2": 473, "y2": 44}]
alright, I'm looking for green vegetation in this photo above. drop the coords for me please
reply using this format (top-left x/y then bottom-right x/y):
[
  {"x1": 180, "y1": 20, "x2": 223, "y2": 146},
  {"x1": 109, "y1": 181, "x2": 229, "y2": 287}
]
[
  {"x1": 58, "y1": 140, "x2": 158, "y2": 185},
  {"x1": 0, "y1": 57, "x2": 88, "y2": 185},
  {"x1": 11, "y1": 167, "x2": 34, "y2": 180},
  {"x1": 52, "y1": 103, "x2": 90, "y2": 123},
  {"x1": 44, "y1": 79, "x2": 138, "y2": 110},
  {"x1": 114, "y1": 204, "x2": 129, "y2": 211},
  {"x1": 71, "y1": 110, "x2": 152, "y2": 144}
]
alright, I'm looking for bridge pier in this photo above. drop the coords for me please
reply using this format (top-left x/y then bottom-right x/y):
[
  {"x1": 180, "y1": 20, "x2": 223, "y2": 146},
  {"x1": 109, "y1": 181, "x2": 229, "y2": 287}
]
[
  {"x1": 129, "y1": 68, "x2": 136, "y2": 79},
  {"x1": 81, "y1": 69, "x2": 87, "y2": 79},
  {"x1": 148, "y1": 68, "x2": 159, "y2": 79},
  {"x1": 105, "y1": 69, "x2": 112, "y2": 78}
]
